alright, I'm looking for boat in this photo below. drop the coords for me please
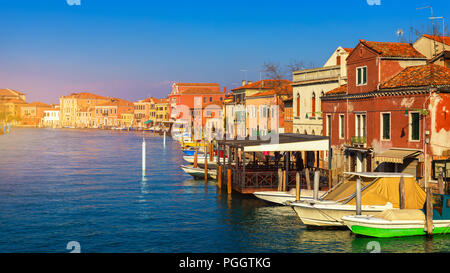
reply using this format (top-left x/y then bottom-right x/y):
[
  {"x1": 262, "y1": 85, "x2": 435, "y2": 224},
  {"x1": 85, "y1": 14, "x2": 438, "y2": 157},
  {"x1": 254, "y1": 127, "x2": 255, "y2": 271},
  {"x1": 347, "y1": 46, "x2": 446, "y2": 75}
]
[
  {"x1": 182, "y1": 155, "x2": 228, "y2": 166},
  {"x1": 289, "y1": 172, "x2": 426, "y2": 228},
  {"x1": 253, "y1": 189, "x2": 327, "y2": 205},
  {"x1": 342, "y1": 193, "x2": 450, "y2": 237},
  {"x1": 182, "y1": 148, "x2": 204, "y2": 156},
  {"x1": 180, "y1": 165, "x2": 217, "y2": 180}
]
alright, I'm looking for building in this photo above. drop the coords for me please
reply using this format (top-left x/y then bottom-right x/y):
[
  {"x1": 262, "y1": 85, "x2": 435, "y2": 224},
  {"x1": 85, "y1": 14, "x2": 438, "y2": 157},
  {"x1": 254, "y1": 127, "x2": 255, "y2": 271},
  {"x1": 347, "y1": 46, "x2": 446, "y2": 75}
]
[
  {"x1": 120, "y1": 112, "x2": 134, "y2": 128},
  {"x1": 155, "y1": 98, "x2": 169, "y2": 123},
  {"x1": 133, "y1": 97, "x2": 160, "y2": 128},
  {"x1": 93, "y1": 98, "x2": 134, "y2": 128},
  {"x1": 321, "y1": 39, "x2": 450, "y2": 186},
  {"x1": 227, "y1": 80, "x2": 291, "y2": 138},
  {"x1": 168, "y1": 83, "x2": 225, "y2": 138},
  {"x1": 244, "y1": 83, "x2": 292, "y2": 136},
  {"x1": 413, "y1": 34, "x2": 450, "y2": 62},
  {"x1": 20, "y1": 102, "x2": 52, "y2": 126},
  {"x1": 42, "y1": 106, "x2": 60, "y2": 128},
  {"x1": 59, "y1": 92, "x2": 109, "y2": 128},
  {"x1": 0, "y1": 89, "x2": 27, "y2": 124},
  {"x1": 292, "y1": 47, "x2": 352, "y2": 135},
  {"x1": 0, "y1": 89, "x2": 26, "y2": 101}
]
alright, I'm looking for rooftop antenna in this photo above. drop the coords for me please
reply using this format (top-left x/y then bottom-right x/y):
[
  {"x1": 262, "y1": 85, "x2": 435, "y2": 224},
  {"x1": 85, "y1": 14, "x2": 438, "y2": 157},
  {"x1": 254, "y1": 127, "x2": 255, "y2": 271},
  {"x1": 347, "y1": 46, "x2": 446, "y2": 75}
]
[
  {"x1": 429, "y1": 16, "x2": 446, "y2": 53},
  {"x1": 240, "y1": 69, "x2": 248, "y2": 82},
  {"x1": 396, "y1": 28, "x2": 405, "y2": 42}
]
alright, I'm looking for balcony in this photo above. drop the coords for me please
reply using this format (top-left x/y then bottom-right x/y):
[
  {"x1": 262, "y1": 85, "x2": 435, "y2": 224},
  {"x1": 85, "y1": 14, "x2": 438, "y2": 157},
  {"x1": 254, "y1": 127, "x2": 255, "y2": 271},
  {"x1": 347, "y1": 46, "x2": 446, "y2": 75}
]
[{"x1": 351, "y1": 136, "x2": 367, "y2": 146}]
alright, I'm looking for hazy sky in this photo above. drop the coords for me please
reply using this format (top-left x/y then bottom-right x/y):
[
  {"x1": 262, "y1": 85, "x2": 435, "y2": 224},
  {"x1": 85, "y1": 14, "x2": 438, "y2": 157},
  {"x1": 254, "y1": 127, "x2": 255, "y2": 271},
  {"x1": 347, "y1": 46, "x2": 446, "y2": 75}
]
[{"x1": 0, "y1": 0, "x2": 448, "y2": 104}]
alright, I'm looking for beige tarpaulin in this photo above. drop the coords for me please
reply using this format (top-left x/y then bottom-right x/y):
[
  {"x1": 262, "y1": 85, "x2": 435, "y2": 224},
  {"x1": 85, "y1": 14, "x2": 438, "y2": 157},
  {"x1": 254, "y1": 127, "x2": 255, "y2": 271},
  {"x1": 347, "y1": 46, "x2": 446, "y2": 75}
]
[
  {"x1": 374, "y1": 149, "x2": 421, "y2": 164},
  {"x1": 373, "y1": 209, "x2": 426, "y2": 221},
  {"x1": 323, "y1": 174, "x2": 426, "y2": 209}
]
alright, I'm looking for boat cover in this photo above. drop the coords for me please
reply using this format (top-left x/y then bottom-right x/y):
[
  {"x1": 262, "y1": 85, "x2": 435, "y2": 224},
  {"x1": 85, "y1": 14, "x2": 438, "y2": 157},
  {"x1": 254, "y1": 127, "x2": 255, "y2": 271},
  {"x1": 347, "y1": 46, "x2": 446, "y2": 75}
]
[
  {"x1": 372, "y1": 209, "x2": 425, "y2": 221},
  {"x1": 323, "y1": 176, "x2": 426, "y2": 209}
]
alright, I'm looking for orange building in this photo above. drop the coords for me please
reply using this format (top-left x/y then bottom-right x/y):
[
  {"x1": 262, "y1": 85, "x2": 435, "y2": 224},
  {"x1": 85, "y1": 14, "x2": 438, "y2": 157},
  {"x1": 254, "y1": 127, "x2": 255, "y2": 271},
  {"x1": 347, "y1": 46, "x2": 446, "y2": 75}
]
[
  {"x1": 20, "y1": 102, "x2": 52, "y2": 126},
  {"x1": 93, "y1": 98, "x2": 134, "y2": 128}
]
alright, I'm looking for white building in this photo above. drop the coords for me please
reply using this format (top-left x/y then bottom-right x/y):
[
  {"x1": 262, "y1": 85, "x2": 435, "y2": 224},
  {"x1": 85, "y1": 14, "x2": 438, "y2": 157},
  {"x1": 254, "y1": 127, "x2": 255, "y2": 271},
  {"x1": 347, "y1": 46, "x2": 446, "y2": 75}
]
[
  {"x1": 42, "y1": 109, "x2": 60, "y2": 128},
  {"x1": 292, "y1": 46, "x2": 352, "y2": 135}
]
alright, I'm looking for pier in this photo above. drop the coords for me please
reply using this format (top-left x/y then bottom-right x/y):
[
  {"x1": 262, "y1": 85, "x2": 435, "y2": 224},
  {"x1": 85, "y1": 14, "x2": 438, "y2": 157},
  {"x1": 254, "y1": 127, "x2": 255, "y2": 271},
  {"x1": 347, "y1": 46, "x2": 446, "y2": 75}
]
[{"x1": 216, "y1": 134, "x2": 331, "y2": 194}]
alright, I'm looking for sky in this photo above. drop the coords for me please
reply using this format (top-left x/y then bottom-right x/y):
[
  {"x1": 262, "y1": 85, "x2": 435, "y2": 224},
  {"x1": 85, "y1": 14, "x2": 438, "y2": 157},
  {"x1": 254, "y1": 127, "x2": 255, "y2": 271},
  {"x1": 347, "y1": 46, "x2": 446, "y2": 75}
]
[{"x1": 0, "y1": 0, "x2": 449, "y2": 104}]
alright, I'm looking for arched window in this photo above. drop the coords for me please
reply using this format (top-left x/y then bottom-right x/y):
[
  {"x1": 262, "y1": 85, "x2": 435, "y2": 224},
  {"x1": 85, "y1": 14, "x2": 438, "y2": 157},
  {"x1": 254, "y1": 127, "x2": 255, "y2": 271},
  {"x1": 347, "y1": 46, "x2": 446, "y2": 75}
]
[
  {"x1": 296, "y1": 93, "x2": 300, "y2": 117},
  {"x1": 311, "y1": 92, "x2": 316, "y2": 117}
]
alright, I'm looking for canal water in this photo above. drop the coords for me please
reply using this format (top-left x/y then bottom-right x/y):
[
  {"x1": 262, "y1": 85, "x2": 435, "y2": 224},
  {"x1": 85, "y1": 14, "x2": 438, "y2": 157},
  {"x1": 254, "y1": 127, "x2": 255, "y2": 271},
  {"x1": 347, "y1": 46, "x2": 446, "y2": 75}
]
[{"x1": 0, "y1": 128, "x2": 448, "y2": 253}]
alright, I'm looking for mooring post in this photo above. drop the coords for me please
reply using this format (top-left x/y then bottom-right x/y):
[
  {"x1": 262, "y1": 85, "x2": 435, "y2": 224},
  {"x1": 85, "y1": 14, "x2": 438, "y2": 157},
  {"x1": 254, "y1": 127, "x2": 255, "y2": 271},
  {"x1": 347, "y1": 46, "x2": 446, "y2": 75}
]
[
  {"x1": 426, "y1": 187, "x2": 434, "y2": 236},
  {"x1": 227, "y1": 168, "x2": 232, "y2": 195},
  {"x1": 399, "y1": 176, "x2": 406, "y2": 209},
  {"x1": 218, "y1": 165, "x2": 222, "y2": 190},
  {"x1": 356, "y1": 178, "x2": 362, "y2": 215},
  {"x1": 296, "y1": 172, "x2": 300, "y2": 201},
  {"x1": 277, "y1": 168, "x2": 283, "y2": 191},
  {"x1": 194, "y1": 150, "x2": 198, "y2": 168},
  {"x1": 142, "y1": 136, "x2": 146, "y2": 173},
  {"x1": 305, "y1": 168, "x2": 311, "y2": 190},
  {"x1": 282, "y1": 170, "x2": 287, "y2": 192},
  {"x1": 438, "y1": 174, "x2": 444, "y2": 194},
  {"x1": 313, "y1": 171, "x2": 320, "y2": 200},
  {"x1": 163, "y1": 130, "x2": 166, "y2": 148}
]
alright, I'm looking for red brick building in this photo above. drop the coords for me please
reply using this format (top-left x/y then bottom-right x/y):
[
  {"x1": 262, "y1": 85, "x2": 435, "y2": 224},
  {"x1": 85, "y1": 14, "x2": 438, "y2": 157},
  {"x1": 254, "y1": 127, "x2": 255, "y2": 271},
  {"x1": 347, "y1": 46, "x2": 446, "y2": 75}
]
[{"x1": 322, "y1": 39, "x2": 450, "y2": 186}]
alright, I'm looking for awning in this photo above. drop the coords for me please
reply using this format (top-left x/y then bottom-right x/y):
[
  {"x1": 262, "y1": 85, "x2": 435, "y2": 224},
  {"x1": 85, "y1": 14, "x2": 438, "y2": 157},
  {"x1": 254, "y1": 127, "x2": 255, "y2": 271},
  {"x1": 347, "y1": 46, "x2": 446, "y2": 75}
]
[
  {"x1": 144, "y1": 120, "x2": 153, "y2": 124},
  {"x1": 374, "y1": 149, "x2": 421, "y2": 164},
  {"x1": 218, "y1": 134, "x2": 330, "y2": 152}
]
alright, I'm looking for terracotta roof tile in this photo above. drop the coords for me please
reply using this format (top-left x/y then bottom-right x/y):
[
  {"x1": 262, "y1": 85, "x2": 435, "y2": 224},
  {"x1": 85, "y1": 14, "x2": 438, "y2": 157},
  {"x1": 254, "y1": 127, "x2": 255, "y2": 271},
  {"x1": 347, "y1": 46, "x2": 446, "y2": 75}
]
[
  {"x1": 360, "y1": 40, "x2": 426, "y2": 58},
  {"x1": 247, "y1": 84, "x2": 293, "y2": 98},
  {"x1": 65, "y1": 92, "x2": 108, "y2": 100},
  {"x1": 423, "y1": 34, "x2": 450, "y2": 46},
  {"x1": 326, "y1": 84, "x2": 347, "y2": 95},
  {"x1": 180, "y1": 87, "x2": 223, "y2": 95},
  {"x1": 380, "y1": 64, "x2": 450, "y2": 89},
  {"x1": 232, "y1": 79, "x2": 292, "y2": 91}
]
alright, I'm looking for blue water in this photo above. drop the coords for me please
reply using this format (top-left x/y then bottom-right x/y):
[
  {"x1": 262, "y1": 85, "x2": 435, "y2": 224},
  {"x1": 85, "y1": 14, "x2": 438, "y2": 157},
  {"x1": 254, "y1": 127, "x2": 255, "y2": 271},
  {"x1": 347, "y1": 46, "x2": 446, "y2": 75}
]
[{"x1": 0, "y1": 128, "x2": 448, "y2": 253}]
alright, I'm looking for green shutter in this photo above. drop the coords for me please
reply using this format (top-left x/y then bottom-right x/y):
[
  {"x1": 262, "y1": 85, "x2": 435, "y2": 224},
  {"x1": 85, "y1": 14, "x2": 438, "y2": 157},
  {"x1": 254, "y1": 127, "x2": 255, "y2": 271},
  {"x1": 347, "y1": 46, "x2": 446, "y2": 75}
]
[
  {"x1": 382, "y1": 113, "x2": 390, "y2": 139},
  {"x1": 411, "y1": 113, "x2": 420, "y2": 140}
]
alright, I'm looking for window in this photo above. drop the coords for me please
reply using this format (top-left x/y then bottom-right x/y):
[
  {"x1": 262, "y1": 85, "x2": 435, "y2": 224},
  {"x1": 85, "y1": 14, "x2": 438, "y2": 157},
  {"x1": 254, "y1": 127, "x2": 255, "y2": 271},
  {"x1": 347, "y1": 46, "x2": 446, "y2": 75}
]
[
  {"x1": 311, "y1": 93, "x2": 316, "y2": 117},
  {"x1": 339, "y1": 114, "x2": 345, "y2": 139},
  {"x1": 381, "y1": 113, "x2": 391, "y2": 140},
  {"x1": 356, "y1": 66, "x2": 367, "y2": 86},
  {"x1": 326, "y1": 115, "x2": 331, "y2": 136},
  {"x1": 410, "y1": 112, "x2": 420, "y2": 141},
  {"x1": 203, "y1": 97, "x2": 207, "y2": 103},
  {"x1": 355, "y1": 113, "x2": 366, "y2": 138},
  {"x1": 209, "y1": 97, "x2": 212, "y2": 102}
]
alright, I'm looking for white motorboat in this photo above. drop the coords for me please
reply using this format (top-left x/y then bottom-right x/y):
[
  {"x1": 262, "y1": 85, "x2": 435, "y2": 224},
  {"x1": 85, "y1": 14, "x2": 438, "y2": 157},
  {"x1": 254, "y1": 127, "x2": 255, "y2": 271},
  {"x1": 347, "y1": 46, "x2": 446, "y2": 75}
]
[
  {"x1": 180, "y1": 165, "x2": 217, "y2": 180},
  {"x1": 289, "y1": 172, "x2": 426, "y2": 227},
  {"x1": 253, "y1": 189, "x2": 327, "y2": 205}
]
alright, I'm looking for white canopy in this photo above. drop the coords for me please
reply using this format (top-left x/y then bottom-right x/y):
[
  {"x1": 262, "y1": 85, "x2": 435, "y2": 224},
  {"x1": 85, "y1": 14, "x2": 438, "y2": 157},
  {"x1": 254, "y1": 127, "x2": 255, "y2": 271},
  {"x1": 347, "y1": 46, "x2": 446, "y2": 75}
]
[{"x1": 244, "y1": 139, "x2": 329, "y2": 152}]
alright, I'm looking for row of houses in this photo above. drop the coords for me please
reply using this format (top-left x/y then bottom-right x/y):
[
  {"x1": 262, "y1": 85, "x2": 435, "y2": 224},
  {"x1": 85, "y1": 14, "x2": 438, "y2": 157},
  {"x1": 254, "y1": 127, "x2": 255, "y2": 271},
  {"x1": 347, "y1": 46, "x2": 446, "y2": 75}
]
[
  {"x1": 211, "y1": 34, "x2": 450, "y2": 186},
  {"x1": 0, "y1": 90, "x2": 171, "y2": 129}
]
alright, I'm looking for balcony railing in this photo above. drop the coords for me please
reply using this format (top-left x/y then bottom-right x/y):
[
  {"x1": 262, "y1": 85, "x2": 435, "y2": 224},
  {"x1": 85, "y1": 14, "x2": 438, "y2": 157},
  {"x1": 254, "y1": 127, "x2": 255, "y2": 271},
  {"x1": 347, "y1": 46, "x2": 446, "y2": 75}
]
[{"x1": 351, "y1": 136, "x2": 366, "y2": 145}]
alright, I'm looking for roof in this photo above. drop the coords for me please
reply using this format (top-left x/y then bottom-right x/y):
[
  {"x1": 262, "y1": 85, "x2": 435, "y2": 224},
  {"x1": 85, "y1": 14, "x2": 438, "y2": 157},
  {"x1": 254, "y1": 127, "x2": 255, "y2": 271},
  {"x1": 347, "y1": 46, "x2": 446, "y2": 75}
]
[
  {"x1": 64, "y1": 92, "x2": 108, "y2": 100},
  {"x1": 174, "y1": 83, "x2": 220, "y2": 87},
  {"x1": 97, "y1": 98, "x2": 134, "y2": 107},
  {"x1": 373, "y1": 149, "x2": 422, "y2": 164},
  {"x1": 380, "y1": 64, "x2": 450, "y2": 89},
  {"x1": 343, "y1": 172, "x2": 414, "y2": 178},
  {"x1": 143, "y1": 97, "x2": 161, "y2": 103},
  {"x1": 232, "y1": 79, "x2": 292, "y2": 91},
  {"x1": 2, "y1": 98, "x2": 27, "y2": 104},
  {"x1": 360, "y1": 40, "x2": 426, "y2": 58},
  {"x1": 0, "y1": 89, "x2": 25, "y2": 97},
  {"x1": 247, "y1": 84, "x2": 293, "y2": 98},
  {"x1": 422, "y1": 34, "x2": 450, "y2": 46},
  {"x1": 25, "y1": 102, "x2": 51, "y2": 107},
  {"x1": 326, "y1": 84, "x2": 347, "y2": 95},
  {"x1": 180, "y1": 87, "x2": 224, "y2": 95},
  {"x1": 343, "y1": 48, "x2": 353, "y2": 53}
]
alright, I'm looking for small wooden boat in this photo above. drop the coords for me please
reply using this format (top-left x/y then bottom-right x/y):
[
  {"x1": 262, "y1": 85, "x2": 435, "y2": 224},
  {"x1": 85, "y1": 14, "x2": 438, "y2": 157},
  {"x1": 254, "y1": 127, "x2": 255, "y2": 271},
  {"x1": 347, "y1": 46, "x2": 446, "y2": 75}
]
[
  {"x1": 253, "y1": 189, "x2": 327, "y2": 205},
  {"x1": 180, "y1": 165, "x2": 217, "y2": 180},
  {"x1": 342, "y1": 194, "x2": 450, "y2": 237},
  {"x1": 289, "y1": 172, "x2": 427, "y2": 227}
]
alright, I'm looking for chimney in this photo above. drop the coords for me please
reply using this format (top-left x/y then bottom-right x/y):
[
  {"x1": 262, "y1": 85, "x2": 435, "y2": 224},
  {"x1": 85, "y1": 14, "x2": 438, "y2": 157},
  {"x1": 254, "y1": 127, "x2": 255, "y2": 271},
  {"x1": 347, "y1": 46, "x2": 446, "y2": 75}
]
[
  {"x1": 242, "y1": 80, "x2": 247, "y2": 86},
  {"x1": 223, "y1": 87, "x2": 227, "y2": 94},
  {"x1": 247, "y1": 81, "x2": 253, "y2": 85}
]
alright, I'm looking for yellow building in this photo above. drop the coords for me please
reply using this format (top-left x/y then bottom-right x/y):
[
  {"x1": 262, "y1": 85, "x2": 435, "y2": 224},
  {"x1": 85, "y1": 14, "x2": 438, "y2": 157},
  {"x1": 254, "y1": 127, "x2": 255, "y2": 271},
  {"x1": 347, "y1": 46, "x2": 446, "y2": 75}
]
[
  {"x1": 59, "y1": 92, "x2": 109, "y2": 128},
  {"x1": 155, "y1": 98, "x2": 169, "y2": 122},
  {"x1": 120, "y1": 112, "x2": 134, "y2": 128}
]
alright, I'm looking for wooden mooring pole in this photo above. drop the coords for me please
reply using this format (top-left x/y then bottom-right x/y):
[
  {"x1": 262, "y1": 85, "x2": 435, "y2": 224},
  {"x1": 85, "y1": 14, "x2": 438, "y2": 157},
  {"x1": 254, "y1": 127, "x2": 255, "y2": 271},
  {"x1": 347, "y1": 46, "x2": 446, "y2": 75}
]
[
  {"x1": 425, "y1": 187, "x2": 434, "y2": 236},
  {"x1": 399, "y1": 176, "x2": 406, "y2": 209},
  {"x1": 356, "y1": 178, "x2": 362, "y2": 215},
  {"x1": 227, "y1": 168, "x2": 232, "y2": 195},
  {"x1": 218, "y1": 165, "x2": 222, "y2": 190},
  {"x1": 313, "y1": 171, "x2": 320, "y2": 200},
  {"x1": 277, "y1": 168, "x2": 283, "y2": 191},
  {"x1": 296, "y1": 172, "x2": 300, "y2": 201}
]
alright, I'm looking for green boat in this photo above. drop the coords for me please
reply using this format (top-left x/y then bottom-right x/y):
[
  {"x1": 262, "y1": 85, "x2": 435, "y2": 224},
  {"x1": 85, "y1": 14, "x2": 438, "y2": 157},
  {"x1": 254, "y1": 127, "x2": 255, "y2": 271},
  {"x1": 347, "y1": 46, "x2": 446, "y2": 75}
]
[{"x1": 342, "y1": 194, "x2": 450, "y2": 238}]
